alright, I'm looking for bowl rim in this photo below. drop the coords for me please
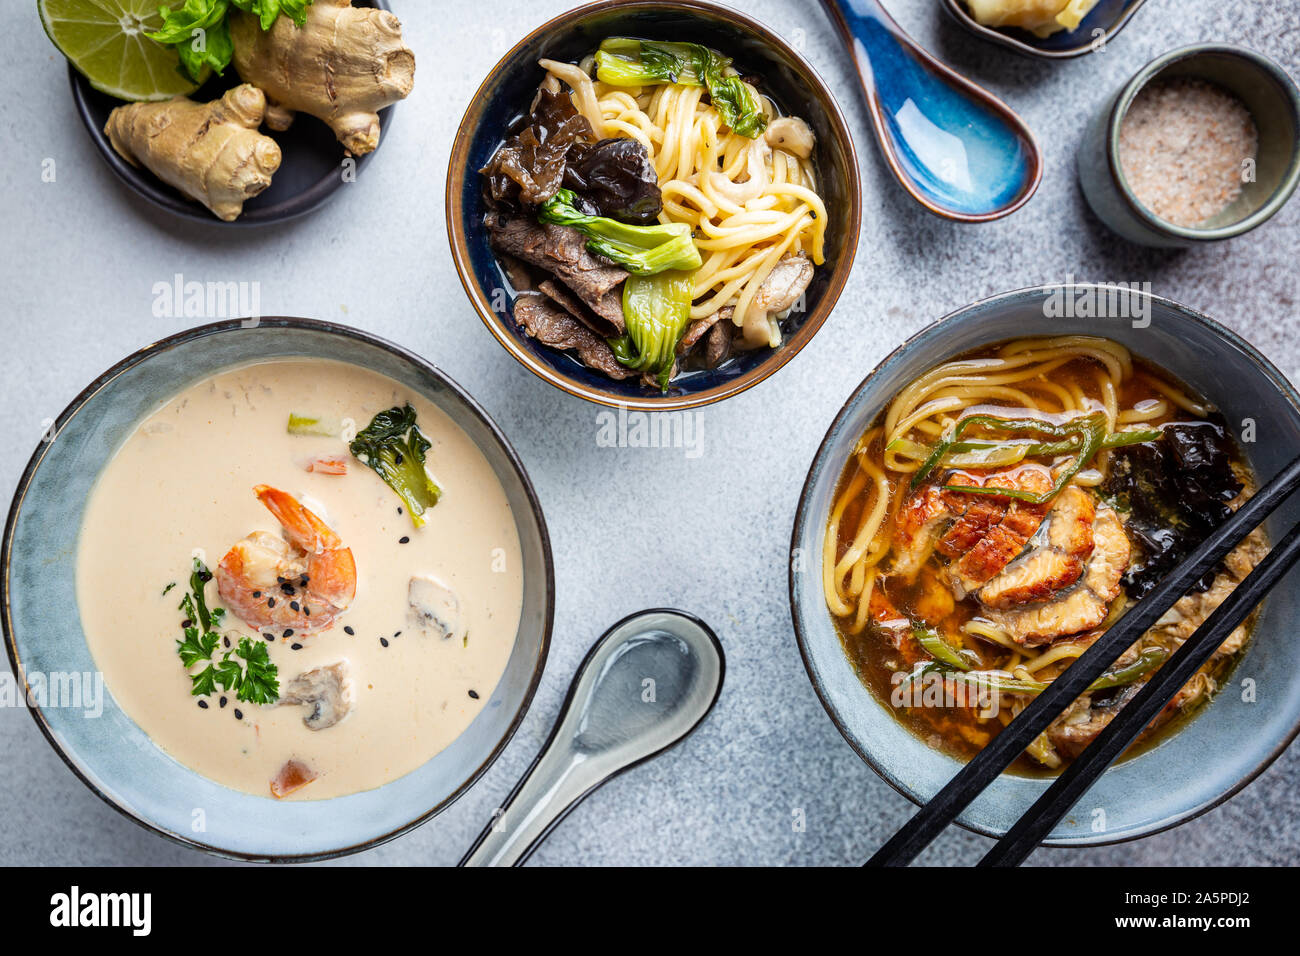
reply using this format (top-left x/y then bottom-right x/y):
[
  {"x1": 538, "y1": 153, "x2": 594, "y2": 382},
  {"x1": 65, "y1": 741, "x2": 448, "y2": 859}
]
[
  {"x1": 445, "y1": 0, "x2": 863, "y2": 411},
  {"x1": 1105, "y1": 44, "x2": 1300, "y2": 243},
  {"x1": 67, "y1": 0, "x2": 398, "y2": 228},
  {"x1": 0, "y1": 317, "x2": 556, "y2": 862},
  {"x1": 939, "y1": 0, "x2": 1151, "y2": 60},
  {"x1": 788, "y1": 283, "x2": 1300, "y2": 846}
]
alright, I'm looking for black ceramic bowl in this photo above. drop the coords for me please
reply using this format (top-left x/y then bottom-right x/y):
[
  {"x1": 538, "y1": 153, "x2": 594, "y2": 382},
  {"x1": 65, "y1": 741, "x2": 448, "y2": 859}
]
[
  {"x1": 69, "y1": 0, "x2": 400, "y2": 227},
  {"x1": 447, "y1": 0, "x2": 862, "y2": 410}
]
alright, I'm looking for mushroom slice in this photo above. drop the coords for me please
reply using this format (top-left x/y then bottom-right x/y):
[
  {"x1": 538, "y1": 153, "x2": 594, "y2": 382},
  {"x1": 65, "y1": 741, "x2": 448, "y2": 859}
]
[
  {"x1": 765, "y1": 117, "x2": 815, "y2": 158},
  {"x1": 270, "y1": 759, "x2": 318, "y2": 798},
  {"x1": 408, "y1": 574, "x2": 465, "y2": 642},
  {"x1": 278, "y1": 661, "x2": 354, "y2": 731},
  {"x1": 752, "y1": 253, "x2": 814, "y2": 316}
]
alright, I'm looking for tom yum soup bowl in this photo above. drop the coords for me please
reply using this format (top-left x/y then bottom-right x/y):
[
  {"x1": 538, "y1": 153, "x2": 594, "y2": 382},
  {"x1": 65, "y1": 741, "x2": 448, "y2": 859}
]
[
  {"x1": 447, "y1": 0, "x2": 861, "y2": 411},
  {"x1": 1, "y1": 319, "x2": 553, "y2": 861},
  {"x1": 1079, "y1": 44, "x2": 1300, "y2": 248},
  {"x1": 790, "y1": 286, "x2": 1300, "y2": 845}
]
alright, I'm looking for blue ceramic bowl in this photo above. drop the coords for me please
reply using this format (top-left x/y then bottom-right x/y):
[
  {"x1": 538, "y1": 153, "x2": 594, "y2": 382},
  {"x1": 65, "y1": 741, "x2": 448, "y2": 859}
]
[
  {"x1": 446, "y1": 0, "x2": 861, "y2": 411},
  {"x1": 1, "y1": 319, "x2": 554, "y2": 861},
  {"x1": 790, "y1": 287, "x2": 1300, "y2": 845},
  {"x1": 941, "y1": 0, "x2": 1150, "y2": 60}
]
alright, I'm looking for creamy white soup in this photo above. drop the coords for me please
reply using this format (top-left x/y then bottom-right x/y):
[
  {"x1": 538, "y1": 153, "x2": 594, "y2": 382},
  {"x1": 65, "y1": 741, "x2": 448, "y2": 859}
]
[{"x1": 76, "y1": 359, "x2": 523, "y2": 799}]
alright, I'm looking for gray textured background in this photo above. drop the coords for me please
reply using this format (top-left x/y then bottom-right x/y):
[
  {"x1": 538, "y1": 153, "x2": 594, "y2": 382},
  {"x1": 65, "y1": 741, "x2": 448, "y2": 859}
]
[{"x1": 2, "y1": 0, "x2": 1297, "y2": 866}]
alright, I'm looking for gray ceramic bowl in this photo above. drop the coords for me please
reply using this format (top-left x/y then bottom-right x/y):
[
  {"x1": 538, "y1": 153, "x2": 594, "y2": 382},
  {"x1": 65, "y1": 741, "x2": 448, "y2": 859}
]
[
  {"x1": 1079, "y1": 44, "x2": 1300, "y2": 248},
  {"x1": 790, "y1": 286, "x2": 1300, "y2": 845},
  {"x1": 1, "y1": 319, "x2": 553, "y2": 861}
]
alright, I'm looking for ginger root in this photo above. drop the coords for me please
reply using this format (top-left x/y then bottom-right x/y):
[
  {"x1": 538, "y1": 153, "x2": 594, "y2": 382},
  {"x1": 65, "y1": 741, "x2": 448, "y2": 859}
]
[
  {"x1": 230, "y1": 0, "x2": 416, "y2": 156},
  {"x1": 104, "y1": 84, "x2": 282, "y2": 221}
]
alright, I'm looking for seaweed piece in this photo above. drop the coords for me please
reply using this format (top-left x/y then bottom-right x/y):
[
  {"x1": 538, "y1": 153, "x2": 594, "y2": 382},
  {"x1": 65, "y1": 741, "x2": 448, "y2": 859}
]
[{"x1": 1102, "y1": 419, "x2": 1243, "y2": 600}]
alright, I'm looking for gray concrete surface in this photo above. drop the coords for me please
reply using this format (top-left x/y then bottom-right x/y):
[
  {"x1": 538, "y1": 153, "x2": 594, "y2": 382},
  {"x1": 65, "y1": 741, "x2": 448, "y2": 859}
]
[{"x1": 1, "y1": 0, "x2": 1297, "y2": 866}]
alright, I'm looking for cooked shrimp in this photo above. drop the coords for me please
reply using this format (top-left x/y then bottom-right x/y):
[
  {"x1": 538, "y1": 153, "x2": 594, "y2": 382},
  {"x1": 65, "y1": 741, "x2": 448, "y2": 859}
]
[{"x1": 216, "y1": 484, "x2": 357, "y2": 636}]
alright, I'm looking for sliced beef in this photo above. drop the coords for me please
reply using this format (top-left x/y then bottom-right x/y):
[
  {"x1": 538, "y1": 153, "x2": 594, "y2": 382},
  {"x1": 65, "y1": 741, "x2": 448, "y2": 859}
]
[
  {"x1": 539, "y1": 279, "x2": 622, "y2": 337},
  {"x1": 703, "y1": 320, "x2": 732, "y2": 369},
  {"x1": 677, "y1": 306, "x2": 733, "y2": 356},
  {"x1": 511, "y1": 293, "x2": 635, "y2": 381},
  {"x1": 487, "y1": 213, "x2": 628, "y2": 329}
]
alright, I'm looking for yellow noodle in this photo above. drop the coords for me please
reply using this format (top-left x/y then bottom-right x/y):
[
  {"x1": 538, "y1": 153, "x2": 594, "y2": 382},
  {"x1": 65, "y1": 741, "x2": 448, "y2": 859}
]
[{"x1": 545, "y1": 62, "x2": 828, "y2": 342}]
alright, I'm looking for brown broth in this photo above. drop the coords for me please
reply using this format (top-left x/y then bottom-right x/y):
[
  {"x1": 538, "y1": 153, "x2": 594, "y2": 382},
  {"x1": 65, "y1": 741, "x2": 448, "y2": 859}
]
[{"x1": 827, "y1": 345, "x2": 1257, "y2": 774}]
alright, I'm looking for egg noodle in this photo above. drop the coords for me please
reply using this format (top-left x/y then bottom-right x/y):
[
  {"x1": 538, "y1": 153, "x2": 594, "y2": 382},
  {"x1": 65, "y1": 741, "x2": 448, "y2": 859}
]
[
  {"x1": 541, "y1": 57, "x2": 828, "y2": 349},
  {"x1": 822, "y1": 336, "x2": 1206, "y2": 637}
]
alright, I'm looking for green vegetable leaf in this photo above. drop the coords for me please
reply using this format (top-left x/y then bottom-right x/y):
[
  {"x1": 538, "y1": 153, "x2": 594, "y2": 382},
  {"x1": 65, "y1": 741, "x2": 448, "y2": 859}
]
[
  {"x1": 607, "y1": 270, "x2": 695, "y2": 391},
  {"x1": 913, "y1": 627, "x2": 978, "y2": 671},
  {"x1": 231, "y1": 0, "x2": 313, "y2": 30},
  {"x1": 213, "y1": 654, "x2": 245, "y2": 692},
  {"x1": 595, "y1": 38, "x2": 768, "y2": 138},
  {"x1": 173, "y1": 558, "x2": 277, "y2": 704},
  {"x1": 287, "y1": 412, "x2": 341, "y2": 437},
  {"x1": 349, "y1": 404, "x2": 442, "y2": 528},
  {"x1": 190, "y1": 664, "x2": 218, "y2": 697},
  {"x1": 537, "y1": 189, "x2": 702, "y2": 275},
  {"x1": 235, "y1": 638, "x2": 280, "y2": 704},
  {"x1": 148, "y1": 0, "x2": 312, "y2": 82},
  {"x1": 176, "y1": 626, "x2": 216, "y2": 668}
]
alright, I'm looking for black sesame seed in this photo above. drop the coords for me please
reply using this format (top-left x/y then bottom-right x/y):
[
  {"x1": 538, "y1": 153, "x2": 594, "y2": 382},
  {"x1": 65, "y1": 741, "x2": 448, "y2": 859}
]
[
  {"x1": 281, "y1": 582, "x2": 296, "y2": 595},
  {"x1": 223, "y1": 636, "x2": 231, "y2": 648},
  {"x1": 252, "y1": 590, "x2": 261, "y2": 599},
  {"x1": 468, "y1": 689, "x2": 479, "y2": 700},
  {"x1": 394, "y1": 451, "x2": 404, "y2": 465},
  {"x1": 219, "y1": 696, "x2": 227, "y2": 708},
  {"x1": 291, "y1": 643, "x2": 302, "y2": 650},
  {"x1": 300, "y1": 574, "x2": 310, "y2": 585},
  {"x1": 268, "y1": 597, "x2": 276, "y2": 608},
  {"x1": 181, "y1": 618, "x2": 194, "y2": 629},
  {"x1": 303, "y1": 607, "x2": 311, "y2": 616},
  {"x1": 198, "y1": 570, "x2": 213, "y2": 583},
  {"x1": 397, "y1": 506, "x2": 403, "y2": 515},
  {"x1": 233, "y1": 708, "x2": 243, "y2": 720},
  {"x1": 283, "y1": 628, "x2": 294, "y2": 638},
  {"x1": 344, "y1": 626, "x2": 355, "y2": 636},
  {"x1": 197, "y1": 699, "x2": 209, "y2": 709},
  {"x1": 399, "y1": 536, "x2": 410, "y2": 544},
  {"x1": 290, "y1": 600, "x2": 300, "y2": 612},
  {"x1": 380, "y1": 637, "x2": 389, "y2": 647},
  {"x1": 393, "y1": 631, "x2": 401, "y2": 638},
  {"x1": 277, "y1": 576, "x2": 287, "y2": 584},
  {"x1": 263, "y1": 633, "x2": 275, "y2": 642}
]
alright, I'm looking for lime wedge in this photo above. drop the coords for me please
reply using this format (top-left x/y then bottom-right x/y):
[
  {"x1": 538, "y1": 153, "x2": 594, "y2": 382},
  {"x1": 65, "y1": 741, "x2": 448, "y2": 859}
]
[{"x1": 38, "y1": 0, "x2": 202, "y2": 101}]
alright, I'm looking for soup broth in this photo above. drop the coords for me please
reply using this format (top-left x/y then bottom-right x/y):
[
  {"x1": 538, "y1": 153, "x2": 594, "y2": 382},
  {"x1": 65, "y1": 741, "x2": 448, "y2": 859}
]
[
  {"x1": 77, "y1": 359, "x2": 524, "y2": 799},
  {"x1": 823, "y1": 337, "x2": 1264, "y2": 772}
]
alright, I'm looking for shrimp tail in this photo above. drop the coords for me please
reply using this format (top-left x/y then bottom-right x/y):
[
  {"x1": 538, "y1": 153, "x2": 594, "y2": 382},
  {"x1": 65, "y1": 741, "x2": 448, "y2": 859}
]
[{"x1": 253, "y1": 484, "x2": 341, "y2": 553}]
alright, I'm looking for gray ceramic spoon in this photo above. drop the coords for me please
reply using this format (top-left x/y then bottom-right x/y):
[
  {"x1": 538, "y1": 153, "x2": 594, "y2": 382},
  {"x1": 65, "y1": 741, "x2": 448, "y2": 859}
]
[{"x1": 459, "y1": 609, "x2": 724, "y2": 867}]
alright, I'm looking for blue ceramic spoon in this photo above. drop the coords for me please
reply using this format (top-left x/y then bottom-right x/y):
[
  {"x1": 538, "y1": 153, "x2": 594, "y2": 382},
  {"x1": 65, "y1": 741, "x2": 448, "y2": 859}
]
[{"x1": 821, "y1": 0, "x2": 1042, "y2": 221}]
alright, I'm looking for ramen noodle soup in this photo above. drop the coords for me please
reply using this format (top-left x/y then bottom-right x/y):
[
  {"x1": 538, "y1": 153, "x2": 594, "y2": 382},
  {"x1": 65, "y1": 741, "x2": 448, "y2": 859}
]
[
  {"x1": 77, "y1": 359, "x2": 523, "y2": 799},
  {"x1": 823, "y1": 336, "x2": 1266, "y2": 771},
  {"x1": 480, "y1": 37, "x2": 827, "y2": 390}
]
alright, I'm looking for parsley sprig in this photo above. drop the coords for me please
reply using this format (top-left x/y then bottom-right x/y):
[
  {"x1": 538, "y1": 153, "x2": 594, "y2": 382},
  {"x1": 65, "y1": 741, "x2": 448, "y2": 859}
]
[{"x1": 175, "y1": 559, "x2": 279, "y2": 705}]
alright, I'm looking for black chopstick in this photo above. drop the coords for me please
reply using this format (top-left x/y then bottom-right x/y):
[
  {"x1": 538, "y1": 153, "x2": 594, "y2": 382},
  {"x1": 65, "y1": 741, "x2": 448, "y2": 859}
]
[
  {"x1": 979, "y1": 516, "x2": 1300, "y2": 866},
  {"x1": 866, "y1": 451, "x2": 1300, "y2": 867}
]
